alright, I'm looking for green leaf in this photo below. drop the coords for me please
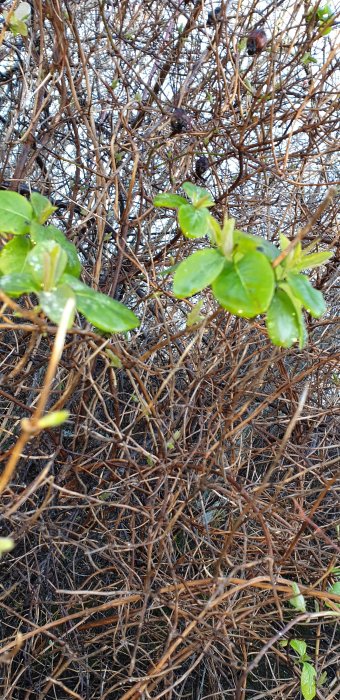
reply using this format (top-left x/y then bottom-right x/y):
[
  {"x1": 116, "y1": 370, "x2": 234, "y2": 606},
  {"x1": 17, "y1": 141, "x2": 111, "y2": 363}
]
[
  {"x1": 30, "y1": 221, "x2": 81, "y2": 277},
  {"x1": 212, "y1": 251, "x2": 275, "y2": 318},
  {"x1": 39, "y1": 284, "x2": 76, "y2": 327},
  {"x1": 207, "y1": 215, "x2": 222, "y2": 246},
  {"x1": 301, "y1": 662, "x2": 316, "y2": 700},
  {"x1": 30, "y1": 192, "x2": 57, "y2": 223},
  {"x1": 153, "y1": 193, "x2": 188, "y2": 209},
  {"x1": 287, "y1": 273, "x2": 326, "y2": 318},
  {"x1": 62, "y1": 274, "x2": 140, "y2": 333},
  {"x1": 288, "y1": 581, "x2": 306, "y2": 612},
  {"x1": 173, "y1": 248, "x2": 225, "y2": 298},
  {"x1": 325, "y1": 581, "x2": 340, "y2": 609},
  {"x1": 287, "y1": 241, "x2": 303, "y2": 269},
  {"x1": 37, "y1": 410, "x2": 69, "y2": 429},
  {"x1": 220, "y1": 218, "x2": 235, "y2": 257},
  {"x1": 244, "y1": 78, "x2": 254, "y2": 95},
  {"x1": 182, "y1": 182, "x2": 214, "y2": 207},
  {"x1": 233, "y1": 229, "x2": 280, "y2": 261},
  {"x1": 27, "y1": 240, "x2": 67, "y2": 290},
  {"x1": 178, "y1": 205, "x2": 211, "y2": 238},
  {"x1": 293, "y1": 251, "x2": 332, "y2": 271},
  {"x1": 0, "y1": 191, "x2": 33, "y2": 235},
  {"x1": 279, "y1": 283, "x2": 307, "y2": 349},
  {"x1": 319, "y1": 24, "x2": 332, "y2": 35},
  {"x1": 290, "y1": 639, "x2": 307, "y2": 658},
  {"x1": 0, "y1": 236, "x2": 31, "y2": 274},
  {"x1": 266, "y1": 289, "x2": 302, "y2": 348},
  {"x1": 317, "y1": 4, "x2": 332, "y2": 19},
  {"x1": 9, "y1": 18, "x2": 28, "y2": 36},
  {"x1": 0, "y1": 272, "x2": 39, "y2": 297},
  {"x1": 279, "y1": 232, "x2": 291, "y2": 250},
  {"x1": 186, "y1": 300, "x2": 204, "y2": 327},
  {"x1": 301, "y1": 52, "x2": 318, "y2": 65},
  {"x1": 105, "y1": 349, "x2": 122, "y2": 368},
  {"x1": 318, "y1": 671, "x2": 327, "y2": 687}
]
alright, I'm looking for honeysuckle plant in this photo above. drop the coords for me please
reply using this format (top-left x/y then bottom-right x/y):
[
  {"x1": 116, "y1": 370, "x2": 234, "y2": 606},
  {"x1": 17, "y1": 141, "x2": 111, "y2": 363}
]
[
  {"x1": 279, "y1": 639, "x2": 319, "y2": 700},
  {"x1": 154, "y1": 182, "x2": 332, "y2": 348},
  {"x1": 0, "y1": 191, "x2": 139, "y2": 333}
]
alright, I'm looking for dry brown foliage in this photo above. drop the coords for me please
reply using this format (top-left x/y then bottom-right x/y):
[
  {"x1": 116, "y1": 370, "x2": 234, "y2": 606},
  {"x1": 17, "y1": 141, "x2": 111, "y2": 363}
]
[{"x1": 0, "y1": 1, "x2": 339, "y2": 698}]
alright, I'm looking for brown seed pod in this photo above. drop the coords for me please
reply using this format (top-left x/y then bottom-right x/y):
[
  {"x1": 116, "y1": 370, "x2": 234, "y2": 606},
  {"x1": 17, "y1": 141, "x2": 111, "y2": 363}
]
[
  {"x1": 170, "y1": 108, "x2": 192, "y2": 135},
  {"x1": 207, "y1": 6, "x2": 221, "y2": 27},
  {"x1": 195, "y1": 156, "x2": 209, "y2": 178},
  {"x1": 247, "y1": 29, "x2": 268, "y2": 56}
]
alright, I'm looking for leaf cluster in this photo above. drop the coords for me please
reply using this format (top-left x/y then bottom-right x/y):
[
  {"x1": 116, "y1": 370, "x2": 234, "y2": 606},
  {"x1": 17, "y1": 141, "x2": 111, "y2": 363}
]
[
  {"x1": 279, "y1": 638, "x2": 324, "y2": 700},
  {"x1": 154, "y1": 183, "x2": 332, "y2": 348},
  {"x1": 0, "y1": 191, "x2": 139, "y2": 333},
  {"x1": 307, "y1": 3, "x2": 335, "y2": 35},
  {"x1": 4, "y1": 1, "x2": 31, "y2": 37}
]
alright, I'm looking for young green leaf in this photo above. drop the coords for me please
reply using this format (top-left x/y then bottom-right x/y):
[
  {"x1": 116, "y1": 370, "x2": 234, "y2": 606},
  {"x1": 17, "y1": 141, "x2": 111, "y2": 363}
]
[
  {"x1": 287, "y1": 273, "x2": 326, "y2": 318},
  {"x1": 288, "y1": 581, "x2": 306, "y2": 612},
  {"x1": 293, "y1": 251, "x2": 332, "y2": 272},
  {"x1": 301, "y1": 662, "x2": 316, "y2": 700},
  {"x1": 290, "y1": 639, "x2": 307, "y2": 658},
  {"x1": 7, "y1": 17, "x2": 28, "y2": 36},
  {"x1": 62, "y1": 274, "x2": 140, "y2": 333},
  {"x1": 318, "y1": 671, "x2": 327, "y2": 687},
  {"x1": 39, "y1": 284, "x2": 76, "y2": 327},
  {"x1": 173, "y1": 248, "x2": 225, "y2": 298},
  {"x1": 0, "y1": 236, "x2": 31, "y2": 274},
  {"x1": 27, "y1": 240, "x2": 67, "y2": 290},
  {"x1": 319, "y1": 23, "x2": 333, "y2": 35},
  {"x1": 186, "y1": 300, "x2": 204, "y2": 327},
  {"x1": 0, "y1": 272, "x2": 39, "y2": 297},
  {"x1": 279, "y1": 232, "x2": 291, "y2": 250},
  {"x1": 182, "y1": 182, "x2": 214, "y2": 207},
  {"x1": 212, "y1": 251, "x2": 275, "y2": 318},
  {"x1": 178, "y1": 204, "x2": 211, "y2": 238},
  {"x1": 266, "y1": 289, "x2": 302, "y2": 348},
  {"x1": 37, "y1": 410, "x2": 70, "y2": 429},
  {"x1": 30, "y1": 221, "x2": 81, "y2": 278},
  {"x1": 220, "y1": 218, "x2": 235, "y2": 257},
  {"x1": 279, "y1": 283, "x2": 307, "y2": 349},
  {"x1": 5, "y1": 1, "x2": 30, "y2": 35},
  {"x1": 105, "y1": 348, "x2": 123, "y2": 368},
  {"x1": 30, "y1": 192, "x2": 57, "y2": 223},
  {"x1": 244, "y1": 78, "x2": 254, "y2": 95},
  {"x1": 325, "y1": 580, "x2": 340, "y2": 609},
  {"x1": 153, "y1": 193, "x2": 188, "y2": 209},
  {"x1": 0, "y1": 191, "x2": 33, "y2": 235},
  {"x1": 207, "y1": 215, "x2": 222, "y2": 246},
  {"x1": 301, "y1": 52, "x2": 318, "y2": 65}
]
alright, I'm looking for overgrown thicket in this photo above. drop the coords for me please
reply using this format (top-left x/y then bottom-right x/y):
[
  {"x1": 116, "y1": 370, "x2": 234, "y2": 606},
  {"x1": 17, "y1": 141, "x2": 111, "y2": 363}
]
[{"x1": 0, "y1": 1, "x2": 339, "y2": 698}]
